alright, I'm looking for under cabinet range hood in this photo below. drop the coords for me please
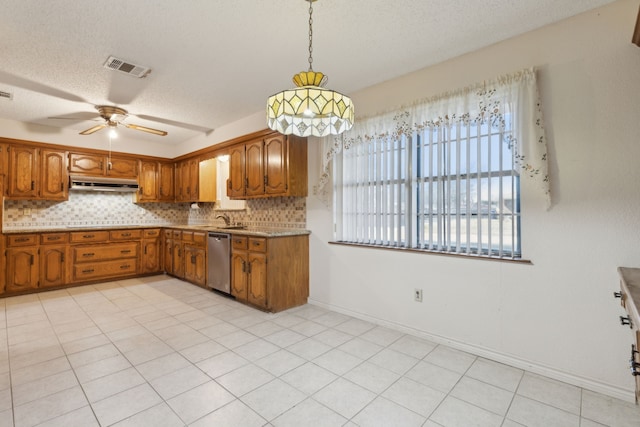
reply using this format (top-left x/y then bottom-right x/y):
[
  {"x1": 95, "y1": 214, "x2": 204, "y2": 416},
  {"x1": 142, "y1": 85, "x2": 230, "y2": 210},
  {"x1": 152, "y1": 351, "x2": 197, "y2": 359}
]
[{"x1": 69, "y1": 175, "x2": 139, "y2": 192}]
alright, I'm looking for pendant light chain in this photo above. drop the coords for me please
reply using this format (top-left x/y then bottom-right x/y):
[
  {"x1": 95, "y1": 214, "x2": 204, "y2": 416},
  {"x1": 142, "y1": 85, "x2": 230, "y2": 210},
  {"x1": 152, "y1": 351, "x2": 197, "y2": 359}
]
[{"x1": 308, "y1": 1, "x2": 314, "y2": 71}]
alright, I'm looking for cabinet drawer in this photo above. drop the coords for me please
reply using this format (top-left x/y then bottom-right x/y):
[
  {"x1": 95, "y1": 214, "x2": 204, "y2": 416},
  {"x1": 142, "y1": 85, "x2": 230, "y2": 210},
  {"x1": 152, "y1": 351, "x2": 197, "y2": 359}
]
[
  {"x1": 110, "y1": 229, "x2": 142, "y2": 240},
  {"x1": 193, "y1": 232, "x2": 207, "y2": 246},
  {"x1": 70, "y1": 231, "x2": 109, "y2": 243},
  {"x1": 40, "y1": 233, "x2": 69, "y2": 245},
  {"x1": 73, "y1": 242, "x2": 139, "y2": 263},
  {"x1": 232, "y1": 236, "x2": 248, "y2": 250},
  {"x1": 7, "y1": 234, "x2": 38, "y2": 247},
  {"x1": 143, "y1": 229, "x2": 161, "y2": 238},
  {"x1": 73, "y1": 259, "x2": 138, "y2": 281},
  {"x1": 248, "y1": 237, "x2": 267, "y2": 253},
  {"x1": 182, "y1": 231, "x2": 194, "y2": 242},
  {"x1": 171, "y1": 230, "x2": 182, "y2": 239}
]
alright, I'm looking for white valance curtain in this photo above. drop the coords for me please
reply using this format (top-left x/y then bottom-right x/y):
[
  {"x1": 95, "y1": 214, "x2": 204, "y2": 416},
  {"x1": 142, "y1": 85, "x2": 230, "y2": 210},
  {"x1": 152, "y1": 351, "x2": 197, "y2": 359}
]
[{"x1": 314, "y1": 68, "x2": 550, "y2": 207}]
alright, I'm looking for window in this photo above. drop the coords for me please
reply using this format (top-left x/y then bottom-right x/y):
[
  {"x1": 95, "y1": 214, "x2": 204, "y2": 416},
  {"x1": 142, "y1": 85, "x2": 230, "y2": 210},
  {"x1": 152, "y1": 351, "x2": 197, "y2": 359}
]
[{"x1": 327, "y1": 69, "x2": 549, "y2": 261}]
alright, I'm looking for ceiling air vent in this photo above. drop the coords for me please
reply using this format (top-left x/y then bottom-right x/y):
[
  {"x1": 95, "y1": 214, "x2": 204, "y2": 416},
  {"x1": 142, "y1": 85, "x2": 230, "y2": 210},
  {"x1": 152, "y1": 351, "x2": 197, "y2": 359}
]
[
  {"x1": 0, "y1": 90, "x2": 13, "y2": 100},
  {"x1": 103, "y1": 56, "x2": 151, "y2": 78}
]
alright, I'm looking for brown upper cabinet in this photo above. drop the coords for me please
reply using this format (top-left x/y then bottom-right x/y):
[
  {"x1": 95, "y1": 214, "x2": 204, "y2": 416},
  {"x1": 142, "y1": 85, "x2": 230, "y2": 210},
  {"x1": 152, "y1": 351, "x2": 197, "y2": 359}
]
[
  {"x1": 40, "y1": 149, "x2": 68, "y2": 200},
  {"x1": 175, "y1": 158, "x2": 199, "y2": 202},
  {"x1": 69, "y1": 152, "x2": 138, "y2": 178},
  {"x1": 137, "y1": 160, "x2": 175, "y2": 203},
  {"x1": 7, "y1": 146, "x2": 68, "y2": 200},
  {"x1": 137, "y1": 161, "x2": 159, "y2": 202},
  {"x1": 227, "y1": 133, "x2": 307, "y2": 199},
  {"x1": 158, "y1": 162, "x2": 175, "y2": 202}
]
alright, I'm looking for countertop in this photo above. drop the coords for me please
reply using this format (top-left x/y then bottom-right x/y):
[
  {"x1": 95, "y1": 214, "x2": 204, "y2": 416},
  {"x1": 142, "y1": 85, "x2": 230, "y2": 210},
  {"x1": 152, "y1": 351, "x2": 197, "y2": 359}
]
[
  {"x1": 2, "y1": 224, "x2": 311, "y2": 238},
  {"x1": 618, "y1": 267, "x2": 640, "y2": 326}
]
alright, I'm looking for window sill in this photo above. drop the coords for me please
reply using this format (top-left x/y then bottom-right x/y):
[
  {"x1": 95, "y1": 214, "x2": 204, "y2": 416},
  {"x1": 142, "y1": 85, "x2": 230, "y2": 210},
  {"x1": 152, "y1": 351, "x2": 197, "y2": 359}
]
[{"x1": 328, "y1": 241, "x2": 533, "y2": 265}]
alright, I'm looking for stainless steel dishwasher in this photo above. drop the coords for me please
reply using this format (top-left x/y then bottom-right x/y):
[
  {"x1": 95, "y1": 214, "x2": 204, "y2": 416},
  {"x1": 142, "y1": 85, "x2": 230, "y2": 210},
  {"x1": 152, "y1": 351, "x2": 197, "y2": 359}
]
[{"x1": 207, "y1": 232, "x2": 231, "y2": 294}]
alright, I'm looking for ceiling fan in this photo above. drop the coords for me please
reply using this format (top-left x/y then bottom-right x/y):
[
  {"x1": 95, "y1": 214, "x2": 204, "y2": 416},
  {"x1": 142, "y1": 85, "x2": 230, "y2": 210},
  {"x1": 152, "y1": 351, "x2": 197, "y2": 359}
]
[{"x1": 79, "y1": 105, "x2": 167, "y2": 136}]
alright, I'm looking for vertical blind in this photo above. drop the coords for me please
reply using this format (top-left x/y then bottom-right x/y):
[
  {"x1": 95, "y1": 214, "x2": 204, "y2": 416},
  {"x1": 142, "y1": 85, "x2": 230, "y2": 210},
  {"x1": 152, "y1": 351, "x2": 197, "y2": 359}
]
[{"x1": 326, "y1": 69, "x2": 548, "y2": 260}]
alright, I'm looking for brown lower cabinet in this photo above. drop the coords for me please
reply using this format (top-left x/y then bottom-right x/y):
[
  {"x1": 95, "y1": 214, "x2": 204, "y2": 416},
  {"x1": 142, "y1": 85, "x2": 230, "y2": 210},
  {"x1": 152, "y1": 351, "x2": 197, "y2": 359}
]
[
  {"x1": 231, "y1": 234, "x2": 308, "y2": 312},
  {"x1": 141, "y1": 229, "x2": 162, "y2": 274},
  {"x1": 164, "y1": 229, "x2": 207, "y2": 287},
  {"x1": 2, "y1": 227, "x2": 309, "y2": 313}
]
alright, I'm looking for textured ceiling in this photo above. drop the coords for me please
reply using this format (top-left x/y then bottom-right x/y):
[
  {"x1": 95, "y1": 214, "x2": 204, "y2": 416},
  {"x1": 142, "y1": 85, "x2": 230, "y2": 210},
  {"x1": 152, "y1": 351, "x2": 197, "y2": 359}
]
[{"x1": 0, "y1": 0, "x2": 616, "y2": 146}]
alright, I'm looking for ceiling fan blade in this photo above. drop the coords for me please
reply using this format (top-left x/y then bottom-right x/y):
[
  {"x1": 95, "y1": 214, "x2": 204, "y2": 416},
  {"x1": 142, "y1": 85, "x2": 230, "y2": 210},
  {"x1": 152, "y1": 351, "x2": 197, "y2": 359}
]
[
  {"x1": 79, "y1": 124, "x2": 107, "y2": 135},
  {"x1": 123, "y1": 123, "x2": 168, "y2": 136}
]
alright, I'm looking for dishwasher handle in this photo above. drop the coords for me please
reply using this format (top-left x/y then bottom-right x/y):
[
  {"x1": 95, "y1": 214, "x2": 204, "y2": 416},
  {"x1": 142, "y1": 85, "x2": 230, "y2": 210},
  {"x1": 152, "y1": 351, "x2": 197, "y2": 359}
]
[{"x1": 208, "y1": 233, "x2": 230, "y2": 241}]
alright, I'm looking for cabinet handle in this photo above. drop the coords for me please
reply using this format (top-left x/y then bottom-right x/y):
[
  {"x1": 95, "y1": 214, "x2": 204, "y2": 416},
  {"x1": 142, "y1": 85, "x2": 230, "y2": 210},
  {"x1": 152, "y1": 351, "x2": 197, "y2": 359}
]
[
  {"x1": 228, "y1": 180, "x2": 232, "y2": 189},
  {"x1": 121, "y1": 233, "x2": 131, "y2": 237},
  {"x1": 60, "y1": 182, "x2": 64, "y2": 191},
  {"x1": 630, "y1": 345, "x2": 640, "y2": 376},
  {"x1": 245, "y1": 177, "x2": 249, "y2": 189},
  {"x1": 252, "y1": 241, "x2": 261, "y2": 246},
  {"x1": 144, "y1": 246, "x2": 147, "y2": 255},
  {"x1": 120, "y1": 250, "x2": 131, "y2": 254},
  {"x1": 191, "y1": 255, "x2": 196, "y2": 263},
  {"x1": 14, "y1": 237, "x2": 29, "y2": 243},
  {"x1": 620, "y1": 316, "x2": 633, "y2": 328},
  {"x1": 30, "y1": 255, "x2": 34, "y2": 265},
  {"x1": 241, "y1": 260, "x2": 246, "y2": 273},
  {"x1": 31, "y1": 181, "x2": 35, "y2": 190},
  {"x1": 82, "y1": 268, "x2": 94, "y2": 274},
  {"x1": 47, "y1": 236, "x2": 60, "y2": 241},
  {"x1": 264, "y1": 175, "x2": 268, "y2": 186},
  {"x1": 82, "y1": 253, "x2": 95, "y2": 257},
  {"x1": 247, "y1": 260, "x2": 252, "y2": 274},
  {"x1": 100, "y1": 161, "x2": 103, "y2": 169},
  {"x1": 613, "y1": 291, "x2": 622, "y2": 298},
  {"x1": 61, "y1": 253, "x2": 65, "y2": 262},
  {"x1": 83, "y1": 234, "x2": 94, "y2": 239},
  {"x1": 120, "y1": 264, "x2": 131, "y2": 270},
  {"x1": 139, "y1": 187, "x2": 143, "y2": 194}
]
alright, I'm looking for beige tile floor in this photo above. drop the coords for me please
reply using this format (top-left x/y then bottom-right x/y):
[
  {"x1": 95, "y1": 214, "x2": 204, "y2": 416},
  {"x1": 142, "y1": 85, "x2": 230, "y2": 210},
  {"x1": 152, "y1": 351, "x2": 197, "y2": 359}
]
[{"x1": 0, "y1": 275, "x2": 639, "y2": 427}]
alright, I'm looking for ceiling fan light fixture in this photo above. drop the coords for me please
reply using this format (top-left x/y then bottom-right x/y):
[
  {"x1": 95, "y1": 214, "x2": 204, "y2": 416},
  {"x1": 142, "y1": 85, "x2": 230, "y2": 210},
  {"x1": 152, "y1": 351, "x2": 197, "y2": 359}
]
[
  {"x1": 266, "y1": 0, "x2": 354, "y2": 137},
  {"x1": 77, "y1": 105, "x2": 168, "y2": 137},
  {"x1": 108, "y1": 123, "x2": 118, "y2": 139}
]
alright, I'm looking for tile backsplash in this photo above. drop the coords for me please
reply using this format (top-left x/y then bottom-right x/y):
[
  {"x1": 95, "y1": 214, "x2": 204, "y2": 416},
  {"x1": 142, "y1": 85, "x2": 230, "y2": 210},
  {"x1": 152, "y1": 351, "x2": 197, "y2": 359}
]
[{"x1": 2, "y1": 192, "x2": 306, "y2": 230}]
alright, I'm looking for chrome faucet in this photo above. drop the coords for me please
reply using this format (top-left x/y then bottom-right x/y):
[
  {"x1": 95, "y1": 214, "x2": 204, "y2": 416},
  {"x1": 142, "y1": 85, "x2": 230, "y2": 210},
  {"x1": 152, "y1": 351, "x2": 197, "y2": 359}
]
[{"x1": 215, "y1": 213, "x2": 231, "y2": 226}]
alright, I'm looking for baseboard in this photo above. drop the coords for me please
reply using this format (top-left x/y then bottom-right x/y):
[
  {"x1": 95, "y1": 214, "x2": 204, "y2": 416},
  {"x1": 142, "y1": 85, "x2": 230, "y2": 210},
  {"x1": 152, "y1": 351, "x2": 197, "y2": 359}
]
[{"x1": 308, "y1": 298, "x2": 636, "y2": 403}]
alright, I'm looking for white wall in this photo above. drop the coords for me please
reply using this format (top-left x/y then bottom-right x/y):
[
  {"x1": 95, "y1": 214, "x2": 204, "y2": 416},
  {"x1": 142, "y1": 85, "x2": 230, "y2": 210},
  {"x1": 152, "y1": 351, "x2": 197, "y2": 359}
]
[{"x1": 307, "y1": 0, "x2": 640, "y2": 400}]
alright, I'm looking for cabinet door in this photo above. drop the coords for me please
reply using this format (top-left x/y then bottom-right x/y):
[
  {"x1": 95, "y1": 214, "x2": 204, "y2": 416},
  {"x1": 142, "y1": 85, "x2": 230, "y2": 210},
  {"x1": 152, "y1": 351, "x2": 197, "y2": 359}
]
[
  {"x1": 40, "y1": 149, "x2": 68, "y2": 200},
  {"x1": 6, "y1": 247, "x2": 39, "y2": 292},
  {"x1": 138, "y1": 161, "x2": 158, "y2": 202},
  {"x1": 231, "y1": 251, "x2": 248, "y2": 301},
  {"x1": 248, "y1": 252, "x2": 267, "y2": 308},
  {"x1": 185, "y1": 245, "x2": 206, "y2": 287},
  {"x1": 0, "y1": 143, "x2": 7, "y2": 196},
  {"x1": 142, "y1": 238, "x2": 161, "y2": 274},
  {"x1": 40, "y1": 245, "x2": 67, "y2": 288},
  {"x1": 227, "y1": 145, "x2": 246, "y2": 198},
  {"x1": 264, "y1": 135, "x2": 288, "y2": 195},
  {"x1": 108, "y1": 157, "x2": 138, "y2": 178},
  {"x1": 198, "y1": 158, "x2": 217, "y2": 202},
  {"x1": 158, "y1": 162, "x2": 175, "y2": 201},
  {"x1": 188, "y1": 158, "x2": 199, "y2": 201},
  {"x1": 172, "y1": 241, "x2": 185, "y2": 279},
  {"x1": 8, "y1": 146, "x2": 38, "y2": 198},
  {"x1": 175, "y1": 160, "x2": 190, "y2": 201},
  {"x1": 164, "y1": 237, "x2": 174, "y2": 274},
  {"x1": 69, "y1": 153, "x2": 106, "y2": 175},
  {"x1": 245, "y1": 140, "x2": 265, "y2": 197}
]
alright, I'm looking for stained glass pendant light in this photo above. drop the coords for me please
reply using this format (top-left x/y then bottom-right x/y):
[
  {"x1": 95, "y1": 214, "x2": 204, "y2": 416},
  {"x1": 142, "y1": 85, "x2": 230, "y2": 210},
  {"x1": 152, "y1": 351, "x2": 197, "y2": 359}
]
[{"x1": 266, "y1": 0, "x2": 354, "y2": 137}]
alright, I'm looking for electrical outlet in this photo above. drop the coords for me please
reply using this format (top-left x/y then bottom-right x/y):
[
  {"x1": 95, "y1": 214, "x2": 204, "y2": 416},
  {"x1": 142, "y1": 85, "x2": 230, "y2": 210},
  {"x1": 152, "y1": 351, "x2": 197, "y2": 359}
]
[{"x1": 414, "y1": 288, "x2": 423, "y2": 302}]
